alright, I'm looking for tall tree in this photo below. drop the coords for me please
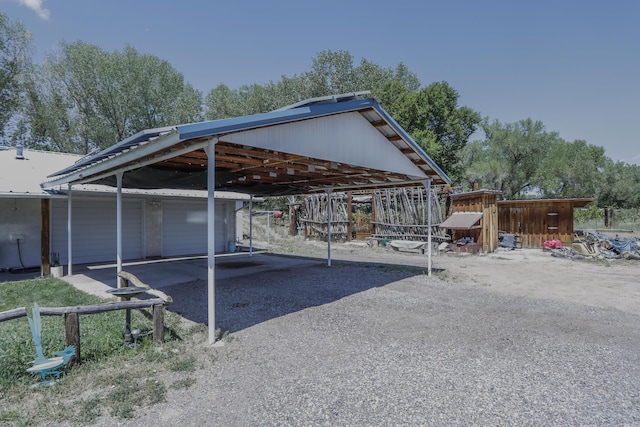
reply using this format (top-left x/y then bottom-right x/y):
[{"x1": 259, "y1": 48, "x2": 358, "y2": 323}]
[
  {"x1": 204, "y1": 50, "x2": 421, "y2": 120},
  {"x1": 386, "y1": 82, "x2": 481, "y2": 183},
  {"x1": 0, "y1": 13, "x2": 33, "y2": 144},
  {"x1": 597, "y1": 161, "x2": 640, "y2": 208},
  {"x1": 463, "y1": 118, "x2": 558, "y2": 198},
  {"x1": 535, "y1": 139, "x2": 607, "y2": 198},
  {"x1": 24, "y1": 42, "x2": 202, "y2": 153}
]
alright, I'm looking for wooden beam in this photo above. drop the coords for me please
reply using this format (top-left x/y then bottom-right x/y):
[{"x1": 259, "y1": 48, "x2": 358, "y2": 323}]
[{"x1": 65, "y1": 313, "x2": 80, "y2": 366}]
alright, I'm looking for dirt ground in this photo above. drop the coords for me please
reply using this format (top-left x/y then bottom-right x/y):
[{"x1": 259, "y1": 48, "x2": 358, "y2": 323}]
[{"x1": 258, "y1": 228, "x2": 640, "y2": 317}]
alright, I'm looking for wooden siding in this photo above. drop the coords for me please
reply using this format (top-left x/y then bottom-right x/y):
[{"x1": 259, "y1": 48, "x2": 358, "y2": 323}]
[
  {"x1": 449, "y1": 191, "x2": 500, "y2": 252},
  {"x1": 497, "y1": 199, "x2": 592, "y2": 248}
]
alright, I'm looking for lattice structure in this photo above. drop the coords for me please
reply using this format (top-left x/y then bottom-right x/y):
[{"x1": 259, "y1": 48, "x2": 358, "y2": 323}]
[{"x1": 298, "y1": 187, "x2": 449, "y2": 242}]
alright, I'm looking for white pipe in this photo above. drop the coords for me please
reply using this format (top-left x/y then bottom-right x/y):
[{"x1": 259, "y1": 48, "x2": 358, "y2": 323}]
[
  {"x1": 116, "y1": 172, "x2": 123, "y2": 286},
  {"x1": 67, "y1": 184, "x2": 73, "y2": 276},
  {"x1": 249, "y1": 195, "x2": 253, "y2": 257},
  {"x1": 425, "y1": 179, "x2": 433, "y2": 277},
  {"x1": 327, "y1": 189, "x2": 332, "y2": 267},
  {"x1": 205, "y1": 140, "x2": 217, "y2": 344}
]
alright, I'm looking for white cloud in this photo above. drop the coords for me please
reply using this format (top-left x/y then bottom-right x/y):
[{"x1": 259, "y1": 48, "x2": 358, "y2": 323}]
[{"x1": 15, "y1": 0, "x2": 50, "y2": 20}]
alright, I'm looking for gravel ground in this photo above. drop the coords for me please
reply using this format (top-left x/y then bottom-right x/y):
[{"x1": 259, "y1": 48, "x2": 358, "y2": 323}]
[{"x1": 93, "y1": 253, "x2": 640, "y2": 427}]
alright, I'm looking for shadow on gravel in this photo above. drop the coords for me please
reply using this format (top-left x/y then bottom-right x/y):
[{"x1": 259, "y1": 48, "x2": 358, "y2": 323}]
[{"x1": 164, "y1": 254, "x2": 425, "y2": 332}]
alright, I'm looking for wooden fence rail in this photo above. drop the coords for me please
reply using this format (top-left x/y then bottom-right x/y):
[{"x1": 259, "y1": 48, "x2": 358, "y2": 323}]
[{"x1": 0, "y1": 271, "x2": 172, "y2": 366}]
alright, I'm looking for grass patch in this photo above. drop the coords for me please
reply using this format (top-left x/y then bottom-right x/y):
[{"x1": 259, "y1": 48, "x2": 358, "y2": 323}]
[
  {"x1": 170, "y1": 377, "x2": 197, "y2": 390},
  {"x1": 0, "y1": 277, "x2": 213, "y2": 425},
  {"x1": 169, "y1": 354, "x2": 196, "y2": 372}
]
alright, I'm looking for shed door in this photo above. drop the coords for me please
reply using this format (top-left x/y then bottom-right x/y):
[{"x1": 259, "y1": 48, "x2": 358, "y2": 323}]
[
  {"x1": 161, "y1": 200, "x2": 227, "y2": 257},
  {"x1": 51, "y1": 198, "x2": 144, "y2": 264}
]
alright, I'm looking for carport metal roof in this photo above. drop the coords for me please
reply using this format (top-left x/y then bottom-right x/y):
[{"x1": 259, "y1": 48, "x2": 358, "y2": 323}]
[{"x1": 44, "y1": 93, "x2": 450, "y2": 193}]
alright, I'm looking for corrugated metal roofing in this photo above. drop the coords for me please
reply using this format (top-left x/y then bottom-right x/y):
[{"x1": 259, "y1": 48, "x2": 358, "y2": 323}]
[
  {"x1": 438, "y1": 212, "x2": 484, "y2": 229},
  {"x1": 44, "y1": 93, "x2": 451, "y2": 196}
]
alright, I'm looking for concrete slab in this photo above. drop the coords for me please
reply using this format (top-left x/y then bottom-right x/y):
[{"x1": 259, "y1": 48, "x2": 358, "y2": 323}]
[{"x1": 59, "y1": 252, "x2": 324, "y2": 299}]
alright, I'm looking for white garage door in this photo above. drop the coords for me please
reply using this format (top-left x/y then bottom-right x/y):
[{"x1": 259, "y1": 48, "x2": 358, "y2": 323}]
[
  {"x1": 161, "y1": 200, "x2": 228, "y2": 257},
  {"x1": 51, "y1": 198, "x2": 144, "y2": 264}
]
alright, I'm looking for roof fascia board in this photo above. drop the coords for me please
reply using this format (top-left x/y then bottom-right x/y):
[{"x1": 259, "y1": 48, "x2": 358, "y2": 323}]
[
  {"x1": 42, "y1": 130, "x2": 183, "y2": 188},
  {"x1": 371, "y1": 103, "x2": 452, "y2": 185},
  {"x1": 307, "y1": 178, "x2": 430, "y2": 193},
  {"x1": 50, "y1": 126, "x2": 175, "y2": 177},
  {"x1": 177, "y1": 98, "x2": 376, "y2": 141},
  {"x1": 71, "y1": 138, "x2": 214, "y2": 186}
]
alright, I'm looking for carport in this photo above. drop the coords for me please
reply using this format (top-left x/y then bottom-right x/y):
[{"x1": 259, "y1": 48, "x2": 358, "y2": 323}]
[{"x1": 42, "y1": 92, "x2": 450, "y2": 343}]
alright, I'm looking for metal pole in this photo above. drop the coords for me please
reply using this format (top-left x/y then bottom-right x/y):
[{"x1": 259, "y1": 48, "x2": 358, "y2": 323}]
[
  {"x1": 206, "y1": 139, "x2": 217, "y2": 344},
  {"x1": 249, "y1": 195, "x2": 253, "y2": 257},
  {"x1": 116, "y1": 172, "x2": 123, "y2": 286},
  {"x1": 67, "y1": 184, "x2": 73, "y2": 276},
  {"x1": 327, "y1": 189, "x2": 332, "y2": 267},
  {"x1": 115, "y1": 172, "x2": 130, "y2": 344},
  {"x1": 425, "y1": 179, "x2": 433, "y2": 277},
  {"x1": 267, "y1": 210, "x2": 270, "y2": 246}
]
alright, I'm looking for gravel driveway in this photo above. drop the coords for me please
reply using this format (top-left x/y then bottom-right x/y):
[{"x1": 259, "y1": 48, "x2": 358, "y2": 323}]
[{"x1": 95, "y1": 254, "x2": 640, "y2": 426}]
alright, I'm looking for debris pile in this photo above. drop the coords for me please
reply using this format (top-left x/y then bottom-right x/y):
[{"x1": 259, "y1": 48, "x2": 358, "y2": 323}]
[{"x1": 549, "y1": 230, "x2": 640, "y2": 260}]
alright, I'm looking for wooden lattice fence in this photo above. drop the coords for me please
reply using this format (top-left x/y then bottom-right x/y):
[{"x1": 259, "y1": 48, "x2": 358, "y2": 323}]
[{"x1": 298, "y1": 187, "x2": 449, "y2": 242}]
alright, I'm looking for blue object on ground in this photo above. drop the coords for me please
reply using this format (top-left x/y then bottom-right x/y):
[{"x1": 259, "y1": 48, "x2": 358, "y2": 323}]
[{"x1": 26, "y1": 302, "x2": 75, "y2": 383}]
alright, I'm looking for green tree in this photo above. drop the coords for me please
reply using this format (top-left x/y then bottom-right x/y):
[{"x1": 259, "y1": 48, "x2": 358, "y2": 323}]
[
  {"x1": 24, "y1": 42, "x2": 202, "y2": 153},
  {"x1": 598, "y1": 161, "x2": 640, "y2": 208},
  {"x1": 535, "y1": 139, "x2": 607, "y2": 198},
  {"x1": 203, "y1": 50, "x2": 421, "y2": 120},
  {"x1": 386, "y1": 82, "x2": 481, "y2": 183},
  {"x1": 463, "y1": 118, "x2": 558, "y2": 199},
  {"x1": 0, "y1": 13, "x2": 33, "y2": 143}
]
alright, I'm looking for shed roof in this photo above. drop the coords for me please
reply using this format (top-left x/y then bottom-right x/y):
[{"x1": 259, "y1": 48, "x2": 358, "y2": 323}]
[
  {"x1": 498, "y1": 198, "x2": 594, "y2": 208},
  {"x1": 438, "y1": 212, "x2": 484, "y2": 230},
  {"x1": 44, "y1": 93, "x2": 450, "y2": 195},
  {"x1": 0, "y1": 147, "x2": 82, "y2": 197}
]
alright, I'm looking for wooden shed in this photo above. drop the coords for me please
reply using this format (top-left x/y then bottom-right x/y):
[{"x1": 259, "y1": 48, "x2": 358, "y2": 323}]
[
  {"x1": 444, "y1": 190, "x2": 502, "y2": 252},
  {"x1": 497, "y1": 198, "x2": 594, "y2": 248}
]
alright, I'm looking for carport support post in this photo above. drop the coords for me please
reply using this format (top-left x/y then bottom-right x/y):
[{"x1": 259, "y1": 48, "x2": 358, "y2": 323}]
[
  {"x1": 423, "y1": 179, "x2": 433, "y2": 277},
  {"x1": 326, "y1": 189, "x2": 332, "y2": 267},
  {"x1": 116, "y1": 172, "x2": 124, "y2": 287},
  {"x1": 67, "y1": 184, "x2": 73, "y2": 276},
  {"x1": 205, "y1": 139, "x2": 217, "y2": 344},
  {"x1": 249, "y1": 195, "x2": 253, "y2": 257}
]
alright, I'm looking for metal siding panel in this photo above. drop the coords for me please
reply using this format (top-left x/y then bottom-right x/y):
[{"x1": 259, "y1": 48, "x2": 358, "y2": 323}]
[
  {"x1": 162, "y1": 200, "x2": 229, "y2": 256},
  {"x1": 222, "y1": 113, "x2": 426, "y2": 178},
  {"x1": 51, "y1": 198, "x2": 143, "y2": 264},
  {"x1": 0, "y1": 198, "x2": 42, "y2": 269}
]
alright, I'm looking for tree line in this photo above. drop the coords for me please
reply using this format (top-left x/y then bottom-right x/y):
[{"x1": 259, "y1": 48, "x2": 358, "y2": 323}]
[{"x1": 1, "y1": 13, "x2": 638, "y2": 208}]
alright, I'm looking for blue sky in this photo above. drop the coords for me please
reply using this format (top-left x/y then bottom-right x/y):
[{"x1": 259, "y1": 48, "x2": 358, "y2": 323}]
[{"x1": 3, "y1": 0, "x2": 639, "y2": 164}]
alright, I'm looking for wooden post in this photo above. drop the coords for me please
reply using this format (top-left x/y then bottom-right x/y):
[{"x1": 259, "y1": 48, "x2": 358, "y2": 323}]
[
  {"x1": 41, "y1": 199, "x2": 51, "y2": 277},
  {"x1": 64, "y1": 312, "x2": 80, "y2": 366},
  {"x1": 289, "y1": 203, "x2": 296, "y2": 236},
  {"x1": 152, "y1": 305, "x2": 164, "y2": 342}
]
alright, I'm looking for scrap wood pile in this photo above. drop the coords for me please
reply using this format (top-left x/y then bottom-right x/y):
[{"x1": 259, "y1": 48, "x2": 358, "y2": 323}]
[
  {"x1": 549, "y1": 230, "x2": 640, "y2": 260},
  {"x1": 299, "y1": 193, "x2": 350, "y2": 239},
  {"x1": 371, "y1": 187, "x2": 449, "y2": 242}
]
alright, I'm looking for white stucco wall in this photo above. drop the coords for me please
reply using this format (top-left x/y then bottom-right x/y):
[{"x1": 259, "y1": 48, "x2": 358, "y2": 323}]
[{"x1": 0, "y1": 198, "x2": 42, "y2": 269}]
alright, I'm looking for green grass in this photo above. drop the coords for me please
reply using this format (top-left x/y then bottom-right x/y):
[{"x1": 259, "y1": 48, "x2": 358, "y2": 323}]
[{"x1": 0, "y1": 277, "x2": 208, "y2": 425}]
